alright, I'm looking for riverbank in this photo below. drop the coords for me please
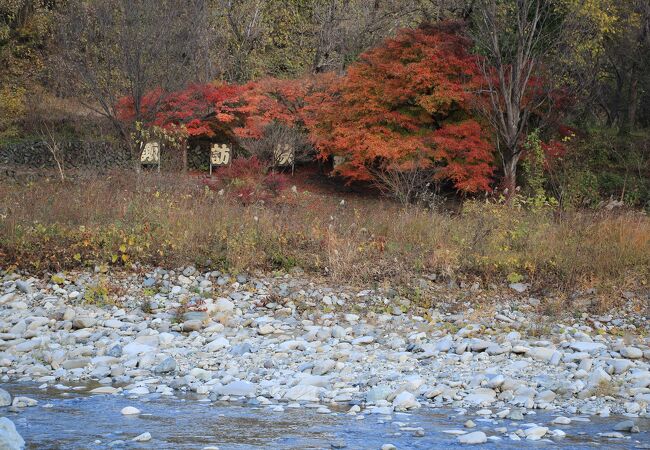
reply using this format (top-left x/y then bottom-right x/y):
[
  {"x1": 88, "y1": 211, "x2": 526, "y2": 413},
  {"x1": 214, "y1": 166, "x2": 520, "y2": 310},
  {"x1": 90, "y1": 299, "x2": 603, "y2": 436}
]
[{"x1": 0, "y1": 267, "x2": 649, "y2": 447}]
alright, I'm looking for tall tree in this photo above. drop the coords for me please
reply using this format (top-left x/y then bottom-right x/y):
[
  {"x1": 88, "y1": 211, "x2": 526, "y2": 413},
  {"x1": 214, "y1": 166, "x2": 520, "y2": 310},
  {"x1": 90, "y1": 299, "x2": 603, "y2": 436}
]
[
  {"x1": 55, "y1": 0, "x2": 212, "y2": 168},
  {"x1": 305, "y1": 22, "x2": 494, "y2": 195},
  {"x1": 598, "y1": 0, "x2": 650, "y2": 133},
  {"x1": 471, "y1": 0, "x2": 568, "y2": 193}
]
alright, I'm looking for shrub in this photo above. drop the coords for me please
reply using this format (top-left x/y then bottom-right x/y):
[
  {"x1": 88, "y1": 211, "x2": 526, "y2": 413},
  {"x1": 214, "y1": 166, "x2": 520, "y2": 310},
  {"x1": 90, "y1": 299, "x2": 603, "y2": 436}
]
[
  {"x1": 549, "y1": 129, "x2": 650, "y2": 209},
  {"x1": 208, "y1": 157, "x2": 290, "y2": 204}
]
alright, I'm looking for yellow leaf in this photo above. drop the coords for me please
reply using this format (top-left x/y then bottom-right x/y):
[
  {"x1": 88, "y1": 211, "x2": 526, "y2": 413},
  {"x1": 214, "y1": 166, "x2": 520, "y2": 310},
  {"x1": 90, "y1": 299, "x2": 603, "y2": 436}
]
[{"x1": 119, "y1": 244, "x2": 127, "y2": 253}]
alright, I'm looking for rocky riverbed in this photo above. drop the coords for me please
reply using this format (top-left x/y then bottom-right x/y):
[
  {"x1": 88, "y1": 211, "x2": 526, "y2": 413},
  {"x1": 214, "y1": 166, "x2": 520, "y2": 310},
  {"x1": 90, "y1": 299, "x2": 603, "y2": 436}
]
[{"x1": 0, "y1": 267, "x2": 649, "y2": 448}]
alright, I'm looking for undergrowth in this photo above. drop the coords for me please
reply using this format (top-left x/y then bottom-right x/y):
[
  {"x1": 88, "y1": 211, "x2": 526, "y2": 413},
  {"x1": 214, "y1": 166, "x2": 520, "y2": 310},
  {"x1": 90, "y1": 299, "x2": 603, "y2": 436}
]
[{"x1": 0, "y1": 172, "x2": 648, "y2": 294}]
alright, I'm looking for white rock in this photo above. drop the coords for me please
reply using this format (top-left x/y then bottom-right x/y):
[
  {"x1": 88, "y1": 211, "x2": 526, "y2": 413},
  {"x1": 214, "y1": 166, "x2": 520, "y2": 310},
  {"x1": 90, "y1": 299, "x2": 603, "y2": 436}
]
[
  {"x1": 12, "y1": 396, "x2": 37, "y2": 407},
  {"x1": 205, "y1": 336, "x2": 230, "y2": 351},
  {"x1": 524, "y1": 426, "x2": 548, "y2": 440},
  {"x1": 258, "y1": 324, "x2": 274, "y2": 335},
  {"x1": 128, "y1": 387, "x2": 150, "y2": 396},
  {"x1": 620, "y1": 347, "x2": 643, "y2": 359},
  {"x1": 0, "y1": 388, "x2": 11, "y2": 407},
  {"x1": 366, "y1": 386, "x2": 392, "y2": 403},
  {"x1": 392, "y1": 391, "x2": 420, "y2": 411},
  {"x1": 123, "y1": 342, "x2": 155, "y2": 357},
  {"x1": 133, "y1": 432, "x2": 151, "y2": 442},
  {"x1": 104, "y1": 319, "x2": 125, "y2": 329},
  {"x1": 527, "y1": 347, "x2": 556, "y2": 362},
  {"x1": 121, "y1": 406, "x2": 141, "y2": 415},
  {"x1": 312, "y1": 359, "x2": 336, "y2": 376},
  {"x1": 434, "y1": 335, "x2": 454, "y2": 352},
  {"x1": 0, "y1": 417, "x2": 25, "y2": 450},
  {"x1": 213, "y1": 381, "x2": 256, "y2": 397},
  {"x1": 369, "y1": 406, "x2": 393, "y2": 415},
  {"x1": 213, "y1": 298, "x2": 234, "y2": 313},
  {"x1": 90, "y1": 386, "x2": 119, "y2": 395},
  {"x1": 457, "y1": 431, "x2": 487, "y2": 444},
  {"x1": 284, "y1": 385, "x2": 321, "y2": 402},
  {"x1": 352, "y1": 336, "x2": 374, "y2": 345},
  {"x1": 13, "y1": 339, "x2": 41, "y2": 353},
  {"x1": 610, "y1": 359, "x2": 634, "y2": 374},
  {"x1": 509, "y1": 283, "x2": 528, "y2": 293},
  {"x1": 536, "y1": 390, "x2": 556, "y2": 403},
  {"x1": 600, "y1": 432, "x2": 624, "y2": 438},
  {"x1": 190, "y1": 368, "x2": 212, "y2": 381},
  {"x1": 588, "y1": 367, "x2": 612, "y2": 387},
  {"x1": 464, "y1": 388, "x2": 496, "y2": 405},
  {"x1": 570, "y1": 342, "x2": 606, "y2": 354},
  {"x1": 297, "y1": 375, "x2": 330, "y2": 387},
  {"x1": 552, "y1": 416, "x2": 571, "y2": 425}
]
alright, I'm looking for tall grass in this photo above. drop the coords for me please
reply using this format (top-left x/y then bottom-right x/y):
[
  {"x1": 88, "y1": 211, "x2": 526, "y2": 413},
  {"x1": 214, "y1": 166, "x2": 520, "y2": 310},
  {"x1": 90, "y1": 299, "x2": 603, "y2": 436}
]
[{"x1": 0, "y1": 172, "x2": 648, "y2": 292}]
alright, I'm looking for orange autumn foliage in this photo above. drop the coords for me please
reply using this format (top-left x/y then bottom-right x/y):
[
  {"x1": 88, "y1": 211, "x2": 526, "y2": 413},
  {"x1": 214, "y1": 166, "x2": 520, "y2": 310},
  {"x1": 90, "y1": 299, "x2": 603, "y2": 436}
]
[
  {"x1": 116, "y1": 82, "x2": 285, "y2": 139},
  {"x1": 304, "y1": 21, "x2": 494, "y2": 192},
  {"x1": 117, "y1": 22, "x2": 494, "y2": 193}
]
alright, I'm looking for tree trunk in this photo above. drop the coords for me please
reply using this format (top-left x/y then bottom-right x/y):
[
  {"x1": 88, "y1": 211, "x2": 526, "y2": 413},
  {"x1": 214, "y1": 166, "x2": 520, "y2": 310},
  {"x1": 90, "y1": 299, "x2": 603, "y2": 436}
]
[
  {"x1": 502, "y1": 152, "x2": 520, "y2": 198},
  {"x1": 620, "y1": 75, "x2": 639, "y2": 135},
  {"x1": 182, "y1": 141, "x2": 188, "y2": 173}
]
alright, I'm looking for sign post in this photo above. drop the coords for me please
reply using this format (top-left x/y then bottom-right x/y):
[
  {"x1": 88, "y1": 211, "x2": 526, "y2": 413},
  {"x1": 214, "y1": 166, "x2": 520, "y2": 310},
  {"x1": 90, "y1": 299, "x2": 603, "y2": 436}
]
[
  {"x1": 210, "y1": 143, "x2": 232, "y2": 174},
  {"x1": 273, "y1": 143, "x2": 295, "y2": 175},
  {"x1": 140, "y1": 141, "x2": 161, "y2": 172}
]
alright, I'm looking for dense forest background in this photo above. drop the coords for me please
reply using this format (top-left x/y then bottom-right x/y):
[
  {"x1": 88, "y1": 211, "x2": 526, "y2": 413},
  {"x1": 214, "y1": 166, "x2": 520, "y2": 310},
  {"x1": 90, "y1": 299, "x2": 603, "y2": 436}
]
[{"x1": 1, "y1": 0, "x2": 649, "y2": 208}]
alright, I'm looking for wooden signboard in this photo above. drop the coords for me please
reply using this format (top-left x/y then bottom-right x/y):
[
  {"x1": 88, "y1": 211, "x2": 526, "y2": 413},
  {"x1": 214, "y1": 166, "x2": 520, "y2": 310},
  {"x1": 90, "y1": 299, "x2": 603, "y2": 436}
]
[
  {"x1": 333, "y1": 155, "x2": 346, "y2": 170},
  {"x1": 210, "y1": 144, "x2": 231, "y2": 174},
  {"x1": 274, "y1": 143, "x2": 295, "y2": 174},
  {"x1": 140, "y1": 141, "x2": 161, "y2": 171}
]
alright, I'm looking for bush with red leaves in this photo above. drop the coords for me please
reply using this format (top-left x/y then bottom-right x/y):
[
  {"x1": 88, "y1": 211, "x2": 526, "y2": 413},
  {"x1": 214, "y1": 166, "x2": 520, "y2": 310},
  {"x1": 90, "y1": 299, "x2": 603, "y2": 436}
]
[{"x1": 204, "y1": 157, "x2": 289, "y2": 205}]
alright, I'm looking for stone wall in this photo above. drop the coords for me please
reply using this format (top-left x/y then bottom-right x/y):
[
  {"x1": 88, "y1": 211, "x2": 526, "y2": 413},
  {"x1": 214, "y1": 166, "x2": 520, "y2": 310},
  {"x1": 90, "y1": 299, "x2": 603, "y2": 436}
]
[{"x1": 0, "y1": 140, "x2": 132, "y2": 169}]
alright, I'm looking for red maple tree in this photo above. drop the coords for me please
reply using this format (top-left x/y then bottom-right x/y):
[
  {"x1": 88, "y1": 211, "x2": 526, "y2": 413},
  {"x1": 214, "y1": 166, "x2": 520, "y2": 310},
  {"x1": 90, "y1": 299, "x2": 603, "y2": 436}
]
[
  {"x1": 117, "y1": 82, "x2": 254, "y2": 138},
  {"x1": 304, "y1": 21, "x2": 494, "y2": 193},
  {"x1": 118, "y1": 79, "x2": 308, "y2": 141}
]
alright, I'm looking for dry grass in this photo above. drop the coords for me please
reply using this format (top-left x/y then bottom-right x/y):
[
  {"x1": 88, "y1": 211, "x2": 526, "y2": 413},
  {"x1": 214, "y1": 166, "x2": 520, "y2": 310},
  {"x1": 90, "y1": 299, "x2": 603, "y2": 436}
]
[{"x1": 0, "y1": 171, "x2": 648, "y2": 294}]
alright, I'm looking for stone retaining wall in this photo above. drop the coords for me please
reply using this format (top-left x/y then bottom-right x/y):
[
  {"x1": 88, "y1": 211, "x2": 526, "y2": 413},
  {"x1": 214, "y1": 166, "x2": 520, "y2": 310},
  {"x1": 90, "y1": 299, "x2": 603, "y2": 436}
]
[{"x1": 0, "y1": 141, "x2": 132, "y2": 169}]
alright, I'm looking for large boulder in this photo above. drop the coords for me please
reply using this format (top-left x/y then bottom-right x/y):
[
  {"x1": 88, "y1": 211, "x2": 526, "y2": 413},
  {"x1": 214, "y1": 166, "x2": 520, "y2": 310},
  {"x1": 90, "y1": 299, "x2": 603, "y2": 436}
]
[
  {"x1": 0, "y1": 417, "x2": 25, "y2": 450},
  {"x1": 457, "y1": 431, "x2": 487, "y2": 445}
]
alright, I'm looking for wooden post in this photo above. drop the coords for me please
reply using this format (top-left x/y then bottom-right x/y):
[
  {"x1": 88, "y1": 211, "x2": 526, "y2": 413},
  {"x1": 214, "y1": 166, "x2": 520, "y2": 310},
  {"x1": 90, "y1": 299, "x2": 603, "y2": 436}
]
[{"x1": 182, "y1": 140, "x2": 188, "y2": 173}]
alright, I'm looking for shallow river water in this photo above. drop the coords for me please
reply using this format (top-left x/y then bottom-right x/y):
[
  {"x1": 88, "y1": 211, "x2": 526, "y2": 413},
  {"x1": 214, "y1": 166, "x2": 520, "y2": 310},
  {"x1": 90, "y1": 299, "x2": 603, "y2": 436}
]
[{"x1": 4, "y1": 383, "x2": 650, "y2": 449}]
